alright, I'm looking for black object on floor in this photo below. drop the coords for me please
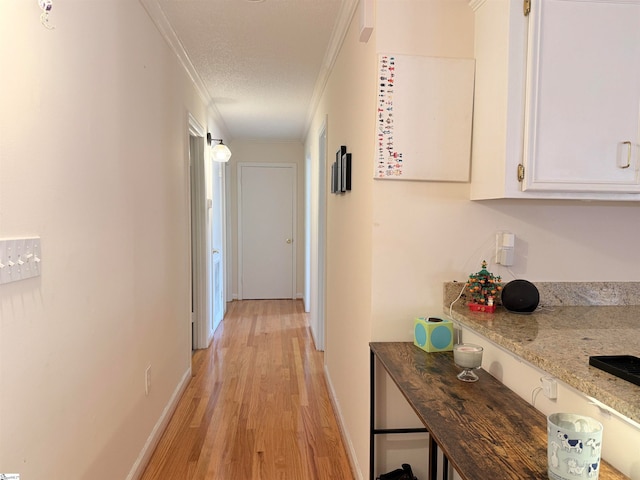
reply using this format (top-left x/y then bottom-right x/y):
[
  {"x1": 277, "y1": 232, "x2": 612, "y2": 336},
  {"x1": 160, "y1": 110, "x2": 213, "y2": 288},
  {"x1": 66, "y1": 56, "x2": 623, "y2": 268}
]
[{"x1": 377, "y1": 463, "x2": 418, "y2": 480}]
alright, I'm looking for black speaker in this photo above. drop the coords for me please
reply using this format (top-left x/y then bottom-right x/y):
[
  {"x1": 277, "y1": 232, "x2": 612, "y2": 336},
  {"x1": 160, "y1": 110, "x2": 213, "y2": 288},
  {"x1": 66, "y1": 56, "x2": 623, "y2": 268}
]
[{"x1": 501, "y1": 280, "x2": 539, "y2": 313}]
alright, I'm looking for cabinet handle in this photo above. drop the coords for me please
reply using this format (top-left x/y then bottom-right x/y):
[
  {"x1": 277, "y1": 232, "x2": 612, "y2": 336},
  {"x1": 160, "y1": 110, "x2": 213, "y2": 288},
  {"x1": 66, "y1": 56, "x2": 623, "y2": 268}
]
[{"x1": 617, "y1": 141, "x2": 632, "y2": 169}]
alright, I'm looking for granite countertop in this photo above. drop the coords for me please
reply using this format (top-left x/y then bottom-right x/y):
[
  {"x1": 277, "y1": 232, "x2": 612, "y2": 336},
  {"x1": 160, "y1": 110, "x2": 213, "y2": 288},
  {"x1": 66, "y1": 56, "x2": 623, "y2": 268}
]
[{"x1": 443, "y1": 282, "x2": 640, "y2": 426}]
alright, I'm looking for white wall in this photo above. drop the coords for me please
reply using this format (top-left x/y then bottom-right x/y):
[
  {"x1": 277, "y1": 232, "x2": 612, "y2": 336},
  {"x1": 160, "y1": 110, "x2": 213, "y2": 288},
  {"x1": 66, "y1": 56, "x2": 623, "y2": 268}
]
[
  {"x1": 306, "y1": 1, "x2": 640, "y2": 478},
  {"x1": 226, "y1": 140, "x2": 306, "y2": 300},
  {"x1": 305, "y1": 6, "x2": 377, "y2": 476},
  {"x1": 0, "y1": 2, "x2": 210, "y2": 478}
]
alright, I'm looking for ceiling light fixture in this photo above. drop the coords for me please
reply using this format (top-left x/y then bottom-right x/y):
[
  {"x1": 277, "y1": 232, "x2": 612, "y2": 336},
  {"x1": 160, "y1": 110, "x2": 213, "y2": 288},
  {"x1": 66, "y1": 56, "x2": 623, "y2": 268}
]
[{"x1": 207, "y1": 133, "x2": 232, "y2": 163}]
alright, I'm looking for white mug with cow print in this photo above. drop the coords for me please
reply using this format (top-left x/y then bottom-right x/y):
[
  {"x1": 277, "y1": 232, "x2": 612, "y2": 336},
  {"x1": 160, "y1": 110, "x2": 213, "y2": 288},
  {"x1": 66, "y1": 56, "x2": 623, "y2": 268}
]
[{"x1": 548, "y1": 413, "x2": 603, "y2": 480}]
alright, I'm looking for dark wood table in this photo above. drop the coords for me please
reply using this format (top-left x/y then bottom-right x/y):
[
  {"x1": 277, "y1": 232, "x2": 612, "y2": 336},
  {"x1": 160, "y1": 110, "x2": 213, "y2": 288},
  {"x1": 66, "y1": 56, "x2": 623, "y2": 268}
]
[{"x1": 369, "y1": 342, "x2": 628, "y2": 480}]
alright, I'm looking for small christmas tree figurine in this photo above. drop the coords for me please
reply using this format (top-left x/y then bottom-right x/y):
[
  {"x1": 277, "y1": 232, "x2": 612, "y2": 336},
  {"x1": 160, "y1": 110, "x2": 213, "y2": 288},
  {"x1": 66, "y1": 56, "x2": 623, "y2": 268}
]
[{"x1": 466, "y1": 260, "x2": 502, "y2": 312}]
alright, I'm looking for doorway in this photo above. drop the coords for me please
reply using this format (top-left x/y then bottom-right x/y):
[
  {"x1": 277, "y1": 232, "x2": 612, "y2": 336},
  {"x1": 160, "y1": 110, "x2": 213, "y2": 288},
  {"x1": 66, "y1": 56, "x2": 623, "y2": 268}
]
[
  {"x1": 309, "y1": 122, "x2": 327, "y2": 350},
  {"x1": 238, "y1": 163, "x2": 296, "y2": 300},
  {"x1": 210, "y1": 161, "x2": 225, "y2": 333},
  {"x1": 189, "y1": 114, "x2": 225, "y2": 349},
  {"x1": 189, "y1": 126, "x2": 207, "y2": 350}
]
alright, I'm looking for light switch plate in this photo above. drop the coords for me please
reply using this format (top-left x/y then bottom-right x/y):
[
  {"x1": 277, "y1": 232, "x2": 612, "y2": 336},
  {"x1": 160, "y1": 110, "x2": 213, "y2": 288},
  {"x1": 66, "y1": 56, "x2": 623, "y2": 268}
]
[{"x1": 0, "y1": 237, "x2": 42, "y2": 285}]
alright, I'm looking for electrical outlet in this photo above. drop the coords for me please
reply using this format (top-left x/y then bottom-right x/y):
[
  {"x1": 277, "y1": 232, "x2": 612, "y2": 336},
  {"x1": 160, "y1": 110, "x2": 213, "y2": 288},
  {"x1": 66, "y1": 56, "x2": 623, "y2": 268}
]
[
  {"x1": 145, "y1": 365, "x2": 151, "y2": 396},
  {"x1": 541, "y1": 376, "x2": 557, "y2": 399}
]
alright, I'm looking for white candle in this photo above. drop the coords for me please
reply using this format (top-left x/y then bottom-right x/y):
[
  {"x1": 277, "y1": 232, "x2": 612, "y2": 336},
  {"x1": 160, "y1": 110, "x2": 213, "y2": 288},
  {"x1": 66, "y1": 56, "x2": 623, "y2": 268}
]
[{"x1": 454, "y1": 344, "x2": 483, "y2": 368}]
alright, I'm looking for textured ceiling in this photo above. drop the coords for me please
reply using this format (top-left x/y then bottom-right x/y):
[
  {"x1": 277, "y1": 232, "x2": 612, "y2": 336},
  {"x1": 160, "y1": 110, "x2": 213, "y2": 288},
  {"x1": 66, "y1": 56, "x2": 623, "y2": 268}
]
[{"x1": 148, "y1": 0, "x2": 347, "y2": 141}]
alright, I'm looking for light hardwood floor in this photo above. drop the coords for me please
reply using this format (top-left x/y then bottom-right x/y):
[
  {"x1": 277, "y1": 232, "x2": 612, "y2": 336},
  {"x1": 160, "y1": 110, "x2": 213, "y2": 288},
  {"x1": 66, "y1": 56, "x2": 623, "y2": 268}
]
[{"x1": 140, "y1": 299, "x2": 355, "y2": 480}]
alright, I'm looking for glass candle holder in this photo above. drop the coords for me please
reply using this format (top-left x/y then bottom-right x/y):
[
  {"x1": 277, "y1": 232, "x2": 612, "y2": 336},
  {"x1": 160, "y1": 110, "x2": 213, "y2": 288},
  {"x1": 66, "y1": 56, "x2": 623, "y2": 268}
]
[{"x1": 453, "y1": 343, "x2": 483, "y2": 382}]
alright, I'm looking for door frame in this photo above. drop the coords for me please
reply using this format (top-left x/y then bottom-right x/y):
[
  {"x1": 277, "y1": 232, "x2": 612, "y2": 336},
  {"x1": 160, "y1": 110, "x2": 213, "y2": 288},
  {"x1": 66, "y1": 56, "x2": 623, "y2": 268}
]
[
  {"x1": 225, "y1": 163, "x2": 234, "y2": 303},
  {"x1": 210, "y1": 159, "x2": 226, "y2": 333},
  {"x1": 237, "y1": 162, "x2": 297, "y2": 300},
  {"x1": 188, "y1": 114, "x2": 210, "y2": 350},
  {"x1": 309, "y1": 118, "x2": 327, "y2": 350}
]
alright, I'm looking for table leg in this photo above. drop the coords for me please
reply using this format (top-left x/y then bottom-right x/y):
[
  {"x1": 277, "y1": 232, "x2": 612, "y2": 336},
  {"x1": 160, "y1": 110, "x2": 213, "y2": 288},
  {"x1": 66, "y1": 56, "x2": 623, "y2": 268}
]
[
  {"x1": 370, "y1": 349, "x2": 375, "y2": 480},
  {"x1": 429, "y1": 435, "x2": 438, "y2": 480},
  {"x1": 443, "y1": 455, "x2": 449, "y2": 480}
]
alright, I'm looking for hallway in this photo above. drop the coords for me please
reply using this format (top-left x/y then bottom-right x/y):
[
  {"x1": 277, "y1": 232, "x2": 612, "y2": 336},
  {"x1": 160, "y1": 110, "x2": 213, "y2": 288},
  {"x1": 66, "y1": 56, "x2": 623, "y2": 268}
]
[{"x1": 140, "y1": 299, "x2": 354, "y2": 479}]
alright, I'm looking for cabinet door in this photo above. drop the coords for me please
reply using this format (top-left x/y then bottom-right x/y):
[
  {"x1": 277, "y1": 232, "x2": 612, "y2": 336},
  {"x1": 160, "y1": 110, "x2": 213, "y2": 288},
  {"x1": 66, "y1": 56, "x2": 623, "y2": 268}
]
[{"x1": 522, "y1": 0, "x2": 640, "y2": 193}]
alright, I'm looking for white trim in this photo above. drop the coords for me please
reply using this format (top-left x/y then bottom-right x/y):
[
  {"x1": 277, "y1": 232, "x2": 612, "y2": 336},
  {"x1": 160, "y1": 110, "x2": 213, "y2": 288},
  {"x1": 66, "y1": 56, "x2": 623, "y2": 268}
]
[
  {"x1": 189, "y1": 132, "x2": 209, "y2": 349},
  {"x1": 126, "y1": 368, "x2": 192, "y2": 480},
  {"x1": 303, "y1": 149, "x2": 312, "y2": 313},
  {"x1": 225, "y1": 163, "x2": 234, "y2": 304},
  {"x1": 187, "y1": 115, "x2": 204, "y2": 351},
  {"x1": 219, "y1": 161, "x2": 229, "y2": 319},
  {"x1": 237, "y1": 164, "x2": 244, "y2": 301},
  {"x1": 139, "y1": 0, "x2": 208, "y2": 103},
  {"x1": 188, "y1": 112, "x2": 205, "y2": 137},
  {"x1": 304, "y1": 0, "x2": 359, "y2": 138},
  {"x1": 468, "y1": 0, "x2": 488, "y2": 12},
  {"x1": 139, "y1": 0, "x2": 231, "y2": 140},
  {"x1": 324, "y1": 364, "x2": 363, "y2": 480},
  {"x1": 309, "y1": 118, "x2": 328, "y2": 351}
]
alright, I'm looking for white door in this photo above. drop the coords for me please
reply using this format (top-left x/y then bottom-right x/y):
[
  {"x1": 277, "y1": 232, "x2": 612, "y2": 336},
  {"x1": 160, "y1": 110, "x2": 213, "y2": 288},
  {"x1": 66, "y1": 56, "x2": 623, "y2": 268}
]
[
  {"x1": 210, "y1": 161, "x2": 225, "y2": 333},
  {"x1": 238, "y1": 163, "x2": 296, "y2": 299},
  {"x1": 211, "y1": 249, "x2": 223, "y2": 329}
]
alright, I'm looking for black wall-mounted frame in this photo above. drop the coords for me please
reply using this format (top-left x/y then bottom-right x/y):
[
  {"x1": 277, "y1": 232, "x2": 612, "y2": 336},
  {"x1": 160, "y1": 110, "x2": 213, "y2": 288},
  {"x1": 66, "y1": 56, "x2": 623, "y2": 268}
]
[
  {"x1": 331, "y1": 161, "x2": 338, "y2": 193},
  {"x1": 332, "y1": 145, "x2": 352, "y2": 194},
  {"x1": 342, "y1": 152, "x2": 352, "y2": 192}
]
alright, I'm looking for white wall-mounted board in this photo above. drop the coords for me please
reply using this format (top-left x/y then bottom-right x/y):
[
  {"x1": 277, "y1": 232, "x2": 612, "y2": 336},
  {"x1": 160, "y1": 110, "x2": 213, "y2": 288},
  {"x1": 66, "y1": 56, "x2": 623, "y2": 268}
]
[{"x1": 375, "y1": 54, "x2": 475, "y2": 182}]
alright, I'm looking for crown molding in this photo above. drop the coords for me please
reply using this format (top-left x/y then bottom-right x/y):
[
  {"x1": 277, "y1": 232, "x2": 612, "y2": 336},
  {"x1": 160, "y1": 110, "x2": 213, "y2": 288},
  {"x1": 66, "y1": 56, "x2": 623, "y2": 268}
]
[
  {"x1": 139, "y1": 0, "x2": 230, "y2": 139},
  {"x1": 469, "y1": 0, "x2": 487, "y2": 11},
  {"x1": 303, "y1": 0, "x2": 359, "y2": 139}
]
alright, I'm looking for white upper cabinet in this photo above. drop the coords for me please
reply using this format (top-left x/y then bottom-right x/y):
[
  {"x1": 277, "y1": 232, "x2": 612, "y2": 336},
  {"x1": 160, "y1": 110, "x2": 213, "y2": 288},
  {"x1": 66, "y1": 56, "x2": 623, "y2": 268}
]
[{"x1": 470, "y1": 0, "x2": 640, "y2": 200}]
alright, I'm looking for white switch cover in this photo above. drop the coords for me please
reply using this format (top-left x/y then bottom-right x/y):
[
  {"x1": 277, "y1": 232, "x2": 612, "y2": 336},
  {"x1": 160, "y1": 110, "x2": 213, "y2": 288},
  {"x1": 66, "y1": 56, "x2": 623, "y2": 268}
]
[
  {"x1": 0, "y1": 237, "x2": 42, "y2": 284},
  {"x1": 495, "y1": 231, "x2": 515, "y2": 266}
]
